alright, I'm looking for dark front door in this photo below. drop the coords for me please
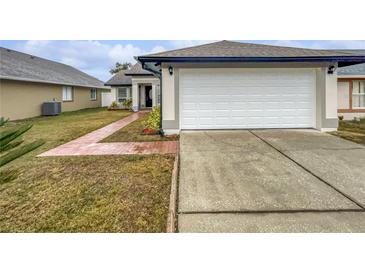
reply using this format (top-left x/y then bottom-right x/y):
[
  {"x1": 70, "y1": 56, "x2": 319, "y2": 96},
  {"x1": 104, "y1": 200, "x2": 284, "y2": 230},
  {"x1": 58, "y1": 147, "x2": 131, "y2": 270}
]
[{"x1": 145, "y1": 86, "x2": 152, "y2": 107}]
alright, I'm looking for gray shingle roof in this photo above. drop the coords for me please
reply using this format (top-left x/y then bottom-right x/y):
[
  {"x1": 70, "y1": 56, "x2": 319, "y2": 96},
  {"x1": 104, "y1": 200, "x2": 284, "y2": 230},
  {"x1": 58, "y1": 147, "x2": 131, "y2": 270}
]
[
  {"x1": 124, "y1": 63, "x2": 153, "y2": 76},
  {"x1": 336, "y1": 50, "x2": 365, "y2": 76},
  {"x1": 338, "y1": 63, "x2": 365, "y2": 75},
  {"x1": 105, "y1": 70, "x2": 132, "y2": 86},
  {"x1": 0, "y1": 47, "x2": 105, "y2": 88},
  {"x1": 141, "y1": 40, "x2": 359, "y2": 58}
]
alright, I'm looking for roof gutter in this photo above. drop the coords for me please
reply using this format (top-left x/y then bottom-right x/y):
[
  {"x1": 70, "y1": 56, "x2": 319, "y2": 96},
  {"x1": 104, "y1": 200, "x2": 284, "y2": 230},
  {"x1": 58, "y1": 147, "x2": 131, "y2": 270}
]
[{"x1": 138, "y1": 56, "x2": 365, "y2": 67}]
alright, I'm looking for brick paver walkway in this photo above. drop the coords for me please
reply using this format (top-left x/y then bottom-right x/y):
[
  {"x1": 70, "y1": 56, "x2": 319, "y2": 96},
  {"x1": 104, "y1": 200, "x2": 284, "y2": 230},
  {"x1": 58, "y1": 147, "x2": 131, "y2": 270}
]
[{"x1": 38, "y1": 111, "x2": 179, "y2": 157}]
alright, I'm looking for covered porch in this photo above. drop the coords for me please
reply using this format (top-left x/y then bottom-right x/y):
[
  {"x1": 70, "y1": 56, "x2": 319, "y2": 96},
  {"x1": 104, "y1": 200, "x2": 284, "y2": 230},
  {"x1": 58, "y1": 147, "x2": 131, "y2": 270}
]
[{"x1": 132, "y1": 77, "x2": 160, "y2": 111}]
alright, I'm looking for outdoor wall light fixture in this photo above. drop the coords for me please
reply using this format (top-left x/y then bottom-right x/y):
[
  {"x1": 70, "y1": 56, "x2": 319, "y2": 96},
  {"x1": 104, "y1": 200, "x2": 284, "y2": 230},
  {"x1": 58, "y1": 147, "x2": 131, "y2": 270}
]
[
  {"x1": 168, "y1": 66, "x2": 173, "y2": 75},
  {"x1": 327, "y1": 65, "x2": 336, "y2": 74}
]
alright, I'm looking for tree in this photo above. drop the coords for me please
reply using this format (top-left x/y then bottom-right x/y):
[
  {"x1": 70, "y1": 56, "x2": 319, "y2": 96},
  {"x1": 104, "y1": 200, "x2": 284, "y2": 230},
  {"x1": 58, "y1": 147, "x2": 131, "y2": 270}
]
[{"x1": 109, "y1": 62, "x2": 132, "y2": 74}]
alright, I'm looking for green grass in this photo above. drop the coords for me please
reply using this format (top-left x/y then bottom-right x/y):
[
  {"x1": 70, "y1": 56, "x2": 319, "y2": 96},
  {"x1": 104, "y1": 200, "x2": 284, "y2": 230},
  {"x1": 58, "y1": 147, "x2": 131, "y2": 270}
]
[
  {"x1": 0, "y1": 108, "x2": 175, "y2": 232},
  {"x1": 101, "y1": 114, "x2": 179, "y2": 143},
  {"x1": 331, "y1": 118, "x2": 365, "y2": 145},
  {"x1": 0, "y1": 108, "x2": 132, "y2": 162}
]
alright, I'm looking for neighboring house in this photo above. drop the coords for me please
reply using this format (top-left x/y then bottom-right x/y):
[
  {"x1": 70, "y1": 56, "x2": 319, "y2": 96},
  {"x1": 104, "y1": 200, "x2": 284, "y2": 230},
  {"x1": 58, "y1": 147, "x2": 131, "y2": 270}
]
[
  {"x1": 104, "y1": 63, "x2": 160, "y2": 109},
  {"x1": 336, "y1": 50, "x2": 365, "y2": 120},
  {"x1": 136, "y1": 40, "x2": 365, "y2": 135},
  {"x1": 0, "y1": 47, "x2": 109, "y2": 120},
  {"x1": 103, "y1": 69, "x2": 132, "y2": 107}
]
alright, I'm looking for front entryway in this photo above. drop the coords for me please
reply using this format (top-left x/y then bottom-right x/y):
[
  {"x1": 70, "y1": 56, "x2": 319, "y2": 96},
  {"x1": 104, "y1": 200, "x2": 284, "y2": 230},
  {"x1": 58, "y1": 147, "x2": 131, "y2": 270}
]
[{"x1": 145, "y1": 85, "x2": 152, "y2": 107}]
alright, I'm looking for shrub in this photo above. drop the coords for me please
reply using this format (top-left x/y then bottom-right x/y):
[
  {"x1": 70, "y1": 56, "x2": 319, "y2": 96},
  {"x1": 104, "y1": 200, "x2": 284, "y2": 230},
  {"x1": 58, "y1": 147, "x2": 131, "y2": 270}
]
[
  {"x1": 109, "y1": 101, "x2": 118, "y2": 108},
  {"x1": 122, "y1": 99, "x2": 133, "y2": 110},
  {"x1": 143, "y1": 107, "x2": 160, "y2": 131},
  {"x1": 338, "y1": 115, "x2": 344, "y2": 121}
]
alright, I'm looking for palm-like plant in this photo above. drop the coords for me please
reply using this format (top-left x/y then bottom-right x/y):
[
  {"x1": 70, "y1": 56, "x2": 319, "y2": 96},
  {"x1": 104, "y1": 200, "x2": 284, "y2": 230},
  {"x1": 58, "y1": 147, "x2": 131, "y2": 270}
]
[{"x1": 0, "y1": 118, "x2": 45, "y2": 167}]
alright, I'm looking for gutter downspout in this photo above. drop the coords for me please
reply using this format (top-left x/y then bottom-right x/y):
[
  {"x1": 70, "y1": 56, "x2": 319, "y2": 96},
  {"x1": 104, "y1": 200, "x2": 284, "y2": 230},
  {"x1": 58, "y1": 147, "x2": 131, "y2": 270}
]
[{"x1": 139, "y1": 61, "x2": 164, "y2": 136}]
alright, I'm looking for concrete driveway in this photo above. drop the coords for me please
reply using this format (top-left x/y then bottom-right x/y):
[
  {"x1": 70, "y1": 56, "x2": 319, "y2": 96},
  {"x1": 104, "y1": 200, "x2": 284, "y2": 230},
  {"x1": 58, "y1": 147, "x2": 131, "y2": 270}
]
[{"x1": 178, "y1": 130, "x2": 365, "y2": 232}]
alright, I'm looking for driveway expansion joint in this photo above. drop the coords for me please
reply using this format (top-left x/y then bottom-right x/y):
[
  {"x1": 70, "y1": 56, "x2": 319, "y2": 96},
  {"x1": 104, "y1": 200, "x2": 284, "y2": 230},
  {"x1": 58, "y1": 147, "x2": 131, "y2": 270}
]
[
  {"x1": 178, "y1": 208, "x2": 365, "y2": 215},
  {"x1": 248, "y1": 130, "x2": 365, "y2": 210}
]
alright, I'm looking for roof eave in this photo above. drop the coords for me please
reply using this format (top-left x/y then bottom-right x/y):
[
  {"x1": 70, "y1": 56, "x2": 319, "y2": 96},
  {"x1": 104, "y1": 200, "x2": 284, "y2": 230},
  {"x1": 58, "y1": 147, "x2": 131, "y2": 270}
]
[
  {"x1": 104, "y1": 83, "x2": 132, "y2": 87},
  {"x1": 138, "y1": 56, "x2": 365, "y2": 66},
  {"x1": 0, "y1": 75, "x2": 109, "y2": 89},
  {"x1": 124, "y1": 73, "x2": 154, "y2": 76}
]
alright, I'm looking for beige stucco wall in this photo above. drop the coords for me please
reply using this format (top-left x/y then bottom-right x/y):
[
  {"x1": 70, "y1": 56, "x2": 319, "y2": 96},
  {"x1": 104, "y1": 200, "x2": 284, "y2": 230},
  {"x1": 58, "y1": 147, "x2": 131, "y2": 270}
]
[
  {"x1": 161, "y1": 68, "x2": 175, "y2": 120},
  {"x1": 337, "y1": 82, "x2": 350, "y2": 109},
  {"x1": 325, "y1": 71, "x2": 338, "y2": 119},
  {"x1": 160, "y1": 62, "x2": 339, "y2": 134},
  {"x1": 0, "y1": 79, "x2": 102, "y2": 120}
]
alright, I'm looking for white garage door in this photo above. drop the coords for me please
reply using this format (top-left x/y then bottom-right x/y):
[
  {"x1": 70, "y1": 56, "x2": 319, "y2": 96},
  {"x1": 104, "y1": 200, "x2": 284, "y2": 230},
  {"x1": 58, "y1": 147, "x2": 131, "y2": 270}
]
[{"x1": 180, "y1": 68, "x2": 315, "y2": 129}]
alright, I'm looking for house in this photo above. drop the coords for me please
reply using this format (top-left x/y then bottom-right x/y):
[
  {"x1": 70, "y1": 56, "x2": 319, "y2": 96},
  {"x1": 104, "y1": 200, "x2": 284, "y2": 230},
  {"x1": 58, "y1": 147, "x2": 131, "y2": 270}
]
[
  {"x1": 135, "y1": 40, "x2": 365, "y2": 135},
  {"x1": 103, "y1": 69, "x2": 132, "y2": 107},
  {"x1": 336, "y1": 50, "x2": 365, "y2": 120},
  {"x1": 0, "y1": 47, "x2": 109, "y2": 120},
  {"x1": 104, "y1": 63, "x2": 160, "y2": 109}
]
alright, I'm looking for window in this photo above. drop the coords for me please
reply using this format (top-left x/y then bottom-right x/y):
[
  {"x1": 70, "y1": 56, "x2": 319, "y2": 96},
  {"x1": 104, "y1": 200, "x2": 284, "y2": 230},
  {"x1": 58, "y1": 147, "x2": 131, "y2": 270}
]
[
  {"x1": 90, "y1": 88, "x2": 97, "y2": 101},
  {"x1": 117, "y1": 87, "x2": 129, "y2": 103},
  {"x1": 352, "y1": 81, "x2": 365, "y2": 108},
  {"x1": 62, "y1": 86, "x2": 73, "y2": 101}
]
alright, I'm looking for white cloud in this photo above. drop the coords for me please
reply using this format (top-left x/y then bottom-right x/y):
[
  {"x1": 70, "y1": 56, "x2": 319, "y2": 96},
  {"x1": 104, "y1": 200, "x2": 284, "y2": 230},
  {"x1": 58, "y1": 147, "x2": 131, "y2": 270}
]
[
  {"x1": 108, "y1": 44, "x2": 145, "y2": 63},
  {"x1": 150, "y1": 45, "x2": 166, "y2": 54},
  {"x1": 15, "y1": 40, "x2": 166, "y2": 81}
]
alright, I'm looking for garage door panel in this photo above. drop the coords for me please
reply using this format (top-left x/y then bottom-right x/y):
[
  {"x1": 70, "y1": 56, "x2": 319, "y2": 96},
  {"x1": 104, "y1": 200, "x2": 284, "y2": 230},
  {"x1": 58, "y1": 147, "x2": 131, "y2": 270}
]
[{"x1": 180, "y1": 68, "x2": 315, "y2": 129}]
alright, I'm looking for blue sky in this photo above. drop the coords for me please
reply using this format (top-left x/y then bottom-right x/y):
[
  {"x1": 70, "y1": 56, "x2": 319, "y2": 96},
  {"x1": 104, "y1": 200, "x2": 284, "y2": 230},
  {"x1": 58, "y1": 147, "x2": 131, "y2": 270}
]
[{"x1": 1, "y1": 40, "x2": 365, "y2": 81}]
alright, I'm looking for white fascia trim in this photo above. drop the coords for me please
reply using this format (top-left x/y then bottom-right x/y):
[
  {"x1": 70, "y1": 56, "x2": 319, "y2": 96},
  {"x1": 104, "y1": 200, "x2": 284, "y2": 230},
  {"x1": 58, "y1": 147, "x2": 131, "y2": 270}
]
[{"x1": 163, "y1": 129, "x2": 180, "y2": 135}]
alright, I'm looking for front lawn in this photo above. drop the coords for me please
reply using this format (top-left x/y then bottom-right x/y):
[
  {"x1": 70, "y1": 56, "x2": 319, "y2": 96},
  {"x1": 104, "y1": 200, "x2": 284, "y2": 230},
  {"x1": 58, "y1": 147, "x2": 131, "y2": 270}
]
[
  {"x1": 331, "y1": 118, "x2": 365, "y2": 145},
  {"x1": 0, "y1": 108, "x2": 175, "y2": 232},
  {"x1": 101, "y1": 113, "x2": 179, "y2": 143}
]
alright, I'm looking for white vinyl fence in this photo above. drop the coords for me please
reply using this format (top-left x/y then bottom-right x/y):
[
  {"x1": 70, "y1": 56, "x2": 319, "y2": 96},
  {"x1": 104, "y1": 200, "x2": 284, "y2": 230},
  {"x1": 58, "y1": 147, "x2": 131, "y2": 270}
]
[{"x1": 101, "y1": 92, "x2": 113, "y2": 107}]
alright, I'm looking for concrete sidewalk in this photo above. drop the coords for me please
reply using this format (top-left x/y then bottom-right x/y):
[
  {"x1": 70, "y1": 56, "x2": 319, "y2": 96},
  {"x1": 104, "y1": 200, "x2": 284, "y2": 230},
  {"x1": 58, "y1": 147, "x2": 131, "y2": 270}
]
[
  {"x1": 38, "y1": 111, "x2": 179, "y2": 156},
  {"x1": 178, "y1": 130, "x2": 365, "y2": 232}
]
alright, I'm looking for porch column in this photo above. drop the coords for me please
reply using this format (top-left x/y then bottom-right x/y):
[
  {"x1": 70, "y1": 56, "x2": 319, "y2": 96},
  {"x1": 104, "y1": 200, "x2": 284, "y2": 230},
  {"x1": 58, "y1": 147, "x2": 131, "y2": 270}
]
[
  {"x1": 152, "y1": 84, "x2": 157, "y2": 107},
  {"x1": 132, "y1": 83, "x2": 139, "y2": 112}
]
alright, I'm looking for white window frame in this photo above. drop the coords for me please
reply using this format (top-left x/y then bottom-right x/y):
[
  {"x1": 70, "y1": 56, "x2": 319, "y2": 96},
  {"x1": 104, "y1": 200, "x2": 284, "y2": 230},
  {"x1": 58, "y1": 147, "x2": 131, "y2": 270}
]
[
  {"x1": 117, "y1": 87, "x2": 129, "y2": 103},
  {"x1": 352, "y1": 81, "x2": 365, "y2": 109},
  {"x1": 62, "y1": 86, "x2": 73, "y2": 102},
  {"x1": 90, "y1": 88, "x2": 97, "y2": 101}
]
